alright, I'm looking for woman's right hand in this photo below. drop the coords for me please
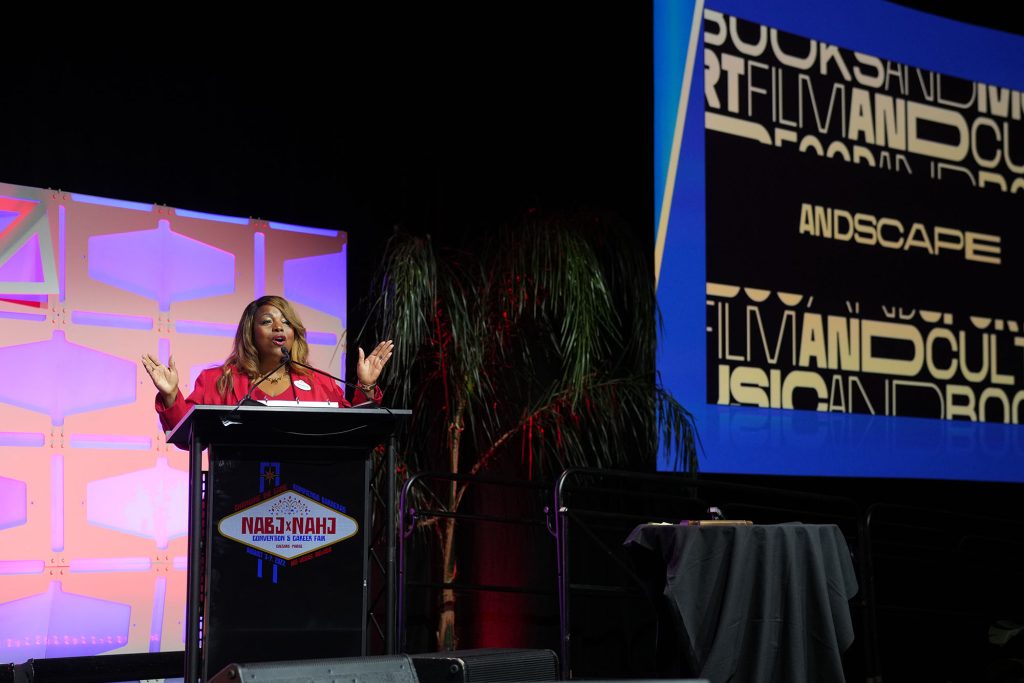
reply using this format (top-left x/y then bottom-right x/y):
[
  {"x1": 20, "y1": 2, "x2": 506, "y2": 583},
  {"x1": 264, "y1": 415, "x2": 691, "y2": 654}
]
[{"x1": 141, "y1": 353, "x2": 179, "y2": 407}]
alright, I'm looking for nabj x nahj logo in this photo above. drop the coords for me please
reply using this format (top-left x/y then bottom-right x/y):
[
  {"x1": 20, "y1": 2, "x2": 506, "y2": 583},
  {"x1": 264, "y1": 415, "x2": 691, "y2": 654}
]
[{"x1": 218, "y1": 490, "x2": 357, "y2": 560}]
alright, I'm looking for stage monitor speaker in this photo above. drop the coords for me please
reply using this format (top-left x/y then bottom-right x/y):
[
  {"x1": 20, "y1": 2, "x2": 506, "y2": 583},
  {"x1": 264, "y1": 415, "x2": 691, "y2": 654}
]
[
  {"x1": 208, "y1": 654, "x2": 418, "y2": 683},
  {"x1": 410, "y1": 648, "x2": 558, "y2": 683},
  {"x1": 11, "y1": 652, "x2": 183, "y2": 683}
]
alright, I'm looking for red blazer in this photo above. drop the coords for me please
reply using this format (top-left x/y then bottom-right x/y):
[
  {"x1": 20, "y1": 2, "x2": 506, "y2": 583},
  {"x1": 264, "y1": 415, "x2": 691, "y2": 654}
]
[{"x1": 155, "y1": 364, "x2": 381, "y2": 432}]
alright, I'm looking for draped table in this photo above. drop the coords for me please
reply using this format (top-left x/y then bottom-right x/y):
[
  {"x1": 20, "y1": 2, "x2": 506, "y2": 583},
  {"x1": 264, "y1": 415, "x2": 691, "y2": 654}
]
[{"x1": 624, "y1": 522, "x2": 858, "y2": 683}]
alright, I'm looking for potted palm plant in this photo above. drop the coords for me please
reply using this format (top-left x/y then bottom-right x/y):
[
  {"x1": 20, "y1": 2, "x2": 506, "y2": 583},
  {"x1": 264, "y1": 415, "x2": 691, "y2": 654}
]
[{"x1": 364, "y1": 209, "x2": 697, "y2": 650}]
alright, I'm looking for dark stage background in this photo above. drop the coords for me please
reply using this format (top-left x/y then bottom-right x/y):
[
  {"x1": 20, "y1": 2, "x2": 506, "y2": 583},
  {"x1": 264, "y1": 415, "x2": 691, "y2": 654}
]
[
  {"x1": 0, "y1": 7, "x2": 653, "y2": 295},
  {"x1": 2, "y1": 3, "x2": 1024, "y2": 680}
]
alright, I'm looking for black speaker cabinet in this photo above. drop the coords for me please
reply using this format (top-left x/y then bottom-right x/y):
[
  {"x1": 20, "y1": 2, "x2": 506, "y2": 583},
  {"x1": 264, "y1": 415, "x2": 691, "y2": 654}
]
[
  {"x1": 410, "y1": 648, "x2": 559, "y2": 683},
  {"x1": 208, "y1": 654, "x2": 419, "y2": 683},
  {"x1": 11, "y1": 652, "x2": 182, "y2": 683}
]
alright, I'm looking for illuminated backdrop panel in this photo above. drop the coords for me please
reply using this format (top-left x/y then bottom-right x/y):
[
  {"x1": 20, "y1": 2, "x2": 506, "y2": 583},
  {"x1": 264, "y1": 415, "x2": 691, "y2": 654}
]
[
  {"x1": 655, "y1": 0, "x2": 1024, "y2": 481},
  {"x1": 0, "y1": 181, "x2": 348, "y2": 661}
]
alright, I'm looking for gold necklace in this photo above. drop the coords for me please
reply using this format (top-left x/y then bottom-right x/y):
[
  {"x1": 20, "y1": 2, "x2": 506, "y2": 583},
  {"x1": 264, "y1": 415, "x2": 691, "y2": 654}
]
[{"x1": 267, "y1": 370, "x2": 287, "y2": 384}]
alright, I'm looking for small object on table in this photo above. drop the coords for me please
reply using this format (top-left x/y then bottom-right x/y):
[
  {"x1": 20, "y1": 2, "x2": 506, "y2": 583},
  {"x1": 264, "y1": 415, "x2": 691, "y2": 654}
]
[{"x1": 678, "y1": 519, "x2": 753, "y2": 526}]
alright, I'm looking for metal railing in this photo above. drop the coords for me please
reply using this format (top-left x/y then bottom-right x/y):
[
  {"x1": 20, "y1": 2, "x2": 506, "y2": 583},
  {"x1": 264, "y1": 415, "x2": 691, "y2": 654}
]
[{"x1": 397, "y1": 471, "x2": 556, "y2": 654}]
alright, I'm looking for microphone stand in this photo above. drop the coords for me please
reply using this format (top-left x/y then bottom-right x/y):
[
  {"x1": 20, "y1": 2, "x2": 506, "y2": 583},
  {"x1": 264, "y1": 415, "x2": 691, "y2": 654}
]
[
  {"x1": 221, "y1": 348, "x2": 379, "y2": 428},
  {"x1": 286, "y1": 358, "x2": 356, "y2": 390},
  {"x1": 220, "y1": 350, "x2": 292, "y2": 425},
  {"x1": 286, "y1": 357, "x2": 379, "y2": 406},
  {"x1": 238, "y1": 352, "x2": 292, "y2": 406}
]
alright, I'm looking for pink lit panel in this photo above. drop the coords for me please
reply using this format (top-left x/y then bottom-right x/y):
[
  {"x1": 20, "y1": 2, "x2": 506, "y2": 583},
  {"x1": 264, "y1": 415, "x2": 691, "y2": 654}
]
[
  {"x1": 0, "y1": 475, "x2": 27, "y2": 530},
  {"x1": 0, "y1": 181, "x2": 348, "y2": 664},
  {"x1": 86, "y1": 458, "x2": 189, "y2": 549}
]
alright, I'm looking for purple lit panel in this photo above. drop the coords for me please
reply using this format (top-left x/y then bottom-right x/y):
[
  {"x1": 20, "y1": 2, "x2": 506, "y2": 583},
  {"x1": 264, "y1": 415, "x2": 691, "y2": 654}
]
[
  {"x1": 0, "y1": 581, "x2": 131, "y2": 659},
  {"x1": 68, "y1": 435, "x2": 152, "y2": 450},
  {"x1": 307, "y1": 331, "x2": 338, "y2": 347},
  {"x1": 284, "y1": 248, "x2": 346, "y2": 323},
  {"x1": 150, "y1": 577, "x2": 166, "y2": 652},
  {"x1": 52, "y1": 455, "x2": 63, "y2": 552},
  {"x1": 70, "y1": 310, "x2": 154, "y2": 330},
  {"x1": 174, "y1": 320, "x2": 235, "y2": 337},
  {"x1": 88, "y1": 220, "x2": 235, "y2": 312},
  {"x1": 254, "y1": 232, "x2": 265, "y2": 298},
  {"x1": 0, "y1": 560, "x2": 44, "y2": 574},
  {"x1": 71, "y1": 194, "x2": 152, "y2": 212},
  {"x1": 0, "y1": 233, "x2": 43, "y2": 282},
  {"x1": 159, "y1": 338, "x2": 170, "y2": 367},
  {"x1": 58, "y1": 205, "x2": 66, "y2": 302},
  {"x1": 69, "y1": 557, "x2": 152, "y2": 572},
  {"x1": 0, "y1": 331, "x2": 136, "y2": 426},
  {"x1": 86, "y1": 458, "x2": 188, "y2": 549},
  {"x1": 0, "y1": 310, "x2": 46, "y2": 321},
  {"x1": 0, "y1": 432, "x2": 44, "y2": 447},
  {"x1": 174, "y1": 209, "x2": 248, "y2": 224},
  {"x1": 0, "y1": 475, "x2": 27, "y2": 529}
]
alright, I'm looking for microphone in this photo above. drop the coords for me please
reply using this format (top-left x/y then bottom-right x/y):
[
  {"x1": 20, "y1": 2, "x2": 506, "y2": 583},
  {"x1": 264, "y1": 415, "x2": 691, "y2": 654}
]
[
  {"x1": 286, "y1": 356, "x2": 372, "y2": 394},
  {"x1": 222, "y1": 347, "x2": 379, "y2": 424},
  {"x1": 283, "y1": 351, "x2": 381, "y2": 408},
  {"x1": 236, "y1": 346, "x2": 292, "y2": 408}
]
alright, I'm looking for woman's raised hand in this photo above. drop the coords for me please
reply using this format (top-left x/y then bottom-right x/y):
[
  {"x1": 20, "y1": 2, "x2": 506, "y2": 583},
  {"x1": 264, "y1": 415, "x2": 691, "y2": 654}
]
[
  {"x1": 356, "y1": 340, "x2": 395, "y2": 387},
  {"x1": 141, "y1": 353, "x2": 180, "y2": 406}
]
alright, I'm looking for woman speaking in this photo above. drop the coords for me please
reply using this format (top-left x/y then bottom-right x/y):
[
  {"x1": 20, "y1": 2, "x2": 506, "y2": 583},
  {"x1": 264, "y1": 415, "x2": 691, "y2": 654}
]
[{"x1": 142, "y1": 295, "x2": 394, "y2": 431}]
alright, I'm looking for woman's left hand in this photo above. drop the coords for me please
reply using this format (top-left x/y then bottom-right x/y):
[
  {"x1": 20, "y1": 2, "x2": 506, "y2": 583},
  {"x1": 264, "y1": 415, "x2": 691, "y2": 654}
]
[{"x1": 356, "y1": 340, "x2": 394, "y2": 387}]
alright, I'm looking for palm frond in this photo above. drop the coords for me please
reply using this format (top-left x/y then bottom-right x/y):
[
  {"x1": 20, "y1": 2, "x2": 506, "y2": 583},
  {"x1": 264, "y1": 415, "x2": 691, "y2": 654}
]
[
  {"x1": 367, "y1": 211, "x2": 701, "y2": 489},
  {"x1": 485, "y1": 215, "x2": 620, "y2": 405},
  {"x1": 369, "y1": 231, "x2": 438, "y2": 411}
]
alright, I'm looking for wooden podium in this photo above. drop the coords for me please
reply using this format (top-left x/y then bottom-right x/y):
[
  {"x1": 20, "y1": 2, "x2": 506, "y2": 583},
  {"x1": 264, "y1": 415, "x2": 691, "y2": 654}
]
[{"x1": 167, "y1": 404, "x2": 410, "y2": 682}]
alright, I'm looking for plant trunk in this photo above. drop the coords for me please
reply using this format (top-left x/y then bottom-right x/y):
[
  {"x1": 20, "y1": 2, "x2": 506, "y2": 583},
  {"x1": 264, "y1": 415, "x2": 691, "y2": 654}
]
[{"x1": 437, "y1": 395, "x2": 466, "y2": 650}]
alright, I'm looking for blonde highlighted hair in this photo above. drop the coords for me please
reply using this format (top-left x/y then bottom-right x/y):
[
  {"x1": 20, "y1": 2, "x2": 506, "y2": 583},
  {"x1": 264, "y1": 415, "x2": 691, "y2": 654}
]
[{"x1": 216, "y1": 295, "x2": 311, "y2": 398}]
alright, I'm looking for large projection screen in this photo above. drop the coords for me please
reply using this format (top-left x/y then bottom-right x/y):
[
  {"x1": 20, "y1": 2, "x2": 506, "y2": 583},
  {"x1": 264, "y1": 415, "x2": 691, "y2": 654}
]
[
  {"x1": 655, "y1": 0, "x2": 1024, "y2": 481},
  {"x1": 0, "y1": 181, "x2": 348, "y2": 660}
]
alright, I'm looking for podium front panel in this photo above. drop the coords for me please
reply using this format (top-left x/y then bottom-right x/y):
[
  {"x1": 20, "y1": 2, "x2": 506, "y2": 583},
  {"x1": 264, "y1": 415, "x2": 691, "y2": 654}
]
[{"x1": 202, "y1": 443, "x2": 370, "y2": 680}]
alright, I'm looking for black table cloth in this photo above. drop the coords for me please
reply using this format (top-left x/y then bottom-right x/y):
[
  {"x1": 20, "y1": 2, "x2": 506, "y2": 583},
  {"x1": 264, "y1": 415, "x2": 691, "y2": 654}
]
[{"x1": 624, "y1": 523, "x2": 858, "y2": 683}]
